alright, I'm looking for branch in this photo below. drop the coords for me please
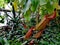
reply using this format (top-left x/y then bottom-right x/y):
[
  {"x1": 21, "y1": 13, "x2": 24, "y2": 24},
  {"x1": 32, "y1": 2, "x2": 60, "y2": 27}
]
[{"x1": 0, "y1": 8, "x2": 11, "y2": 12}]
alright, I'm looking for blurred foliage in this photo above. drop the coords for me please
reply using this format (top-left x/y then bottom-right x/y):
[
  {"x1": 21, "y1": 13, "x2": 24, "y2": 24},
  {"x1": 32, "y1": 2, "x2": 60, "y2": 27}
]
[{"x1": 0, "y1": 0, "x2": 60, "y2": 45}]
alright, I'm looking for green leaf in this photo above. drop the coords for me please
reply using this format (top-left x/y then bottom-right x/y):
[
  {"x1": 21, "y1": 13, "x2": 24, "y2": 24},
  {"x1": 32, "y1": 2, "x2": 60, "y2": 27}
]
[
  {"x1": 46, "y1": 1, "x2": 54, "y2": 14},
  {"x1": 0, "y1": 37, "x2": 5, "y2": 45},
  {"x1": 31, "y1": 0, "x2": 40, "y2": 12},
  {"x1": 3, "y1": 38, "x2": 10, "y2": 45},
  {"x1": 23, "y1": 0, "x2": 31, "y2": 14},
  {"x1": 5, "y1": 0, "x2": 10, "y2": 3},
  {"x1": 24, "y1": 10, "x2": 31, "y2": 22},
  {"x1": 40, "y1": 6, "x2": 48, "y2": 19},
  {"x1": 40, "y1": 0, "x2": 47, "y2": 6},
  {"x1": 0, "y1": 0, "x2": 4, "y2": 8}
]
